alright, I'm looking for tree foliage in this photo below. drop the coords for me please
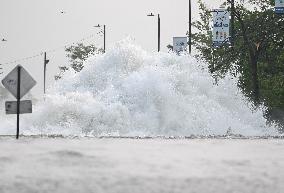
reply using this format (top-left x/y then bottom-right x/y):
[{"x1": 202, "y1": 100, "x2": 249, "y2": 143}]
[
  {"x1": 55, "y1": 43, "x2": 103, "y2": 80},
  {"x1": 192, "y1": 0, "x2": 284, "y2": 105},
  {"x1": 192, "y1": 0, "x2": 284, "y2": 127}
]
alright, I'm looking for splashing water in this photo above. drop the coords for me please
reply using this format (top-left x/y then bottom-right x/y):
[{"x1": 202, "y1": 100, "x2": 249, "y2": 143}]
[{"x1": 0, "y1": 39, "x2": 279, "y2": 136}]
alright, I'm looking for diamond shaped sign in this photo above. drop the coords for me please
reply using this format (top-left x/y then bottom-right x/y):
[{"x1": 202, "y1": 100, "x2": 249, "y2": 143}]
[{"x1": 1, "y1": 65, "x2": 36, "y2": 99}]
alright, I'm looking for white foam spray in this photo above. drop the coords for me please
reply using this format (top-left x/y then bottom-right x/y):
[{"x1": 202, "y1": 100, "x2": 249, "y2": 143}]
[{"x1": 0, "y1": 39, "x2": 279, "y2": 136}]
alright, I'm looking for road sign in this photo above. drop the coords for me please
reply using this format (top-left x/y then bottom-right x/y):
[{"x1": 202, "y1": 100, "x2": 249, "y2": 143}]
[
  {"x1": 275, "y1": 0, "x2": 284, "y2": 14},
  {"x1": 173, "y1": 37, "x2": 188, "y2": 54},
  {"x1": 212, "y1": 9, "x2": 230, "y2": 47},
  {"x1": 6, "y1": 100, "x2": 32, "y2": 114},
  {"x1": 1, "y1": 65, "x2": 36, "y2": 139},
  {"x1": 1, "y1": 65, "x2": 36, "y2": 99}
]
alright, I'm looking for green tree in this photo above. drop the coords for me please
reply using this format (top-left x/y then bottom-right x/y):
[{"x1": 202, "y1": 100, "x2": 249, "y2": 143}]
[
  {"x1": 192, "y1": 0, "x2": 284, "y2": 128},
  {"x1": 55, "y1": 43, "x2": 103, "y2": 80}
]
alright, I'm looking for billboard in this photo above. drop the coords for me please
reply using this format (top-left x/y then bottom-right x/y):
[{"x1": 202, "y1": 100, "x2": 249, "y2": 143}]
[
  {"x1": 212, "y1": 9, "x2": 230, "y2": 47},
  {"x1": 275, "y1": 0, "x2": 284, "y2": 14},
  {"x1": 173, "y1": 37, "x2": 187, "y2": 53}
]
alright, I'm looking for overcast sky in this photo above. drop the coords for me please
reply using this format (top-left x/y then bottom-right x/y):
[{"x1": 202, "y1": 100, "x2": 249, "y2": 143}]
[{"x1": 0, "y1": 0, "x2": 223, "y2": 95}]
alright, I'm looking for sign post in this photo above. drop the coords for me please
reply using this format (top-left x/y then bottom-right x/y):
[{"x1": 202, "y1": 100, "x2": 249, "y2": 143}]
[
  {"x1": 1, "y1": 65, "x2": 36, "y2": 139},
  {"x1": 16, "y1": 66, "x2": 21, "y2": 139},
  {"x1": 212, "y1": 9, "x2": 230, "y2": 47},
  {"x1": 275, "y1": 0, "x2": 284, "y2": 14}
]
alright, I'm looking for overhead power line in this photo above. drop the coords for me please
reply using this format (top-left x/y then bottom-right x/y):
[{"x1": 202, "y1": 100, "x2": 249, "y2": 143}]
[{"x1": 0, "y1": 33, "x2": 98, "y2": 66}]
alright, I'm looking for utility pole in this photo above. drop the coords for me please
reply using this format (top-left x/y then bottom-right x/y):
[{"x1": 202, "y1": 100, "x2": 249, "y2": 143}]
[
  {"x1": 188, "y1": 0, "x2": 192, "y2": 54},
  {"x1": 43, "y1": 52, "x2": 49, "y2": 94},
  {"x1": 103, "y1": 25, "x2": 106, "y2": 53},
  {"x1": 158, "y1": 14, "x2": 161, "y2": 52}
]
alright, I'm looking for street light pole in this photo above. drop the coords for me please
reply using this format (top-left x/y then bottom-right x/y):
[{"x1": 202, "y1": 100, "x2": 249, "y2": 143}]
[
  {"x1": 147, "y1": 13, "x2": 161, "y2": 52},
  {"x1": 188, "y1": 0, "x2": 192, "y2": 54},
  {"x1": 94, "y1": 24, "x2": 106, "y2": 53},
  {"x1": 158, "y1": 14, "x2": 160, "y2": 52}
]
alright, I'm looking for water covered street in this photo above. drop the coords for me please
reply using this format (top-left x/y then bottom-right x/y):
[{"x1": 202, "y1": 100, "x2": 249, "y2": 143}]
[{"x1": 0, "y1": 138, "x2": 283, "y2": 193}]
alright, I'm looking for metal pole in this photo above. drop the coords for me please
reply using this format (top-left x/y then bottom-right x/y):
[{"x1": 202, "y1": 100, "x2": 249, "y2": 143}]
[
  {"x1": 158, "y1": 14, "x2": 160, "y2": 52},
  {"x1": 103, "y1": 25, "x2": 106, "y2": 53},
  {"x1": 231, "y1": 0, "x2": 235, "y2": 46},
  {"x1": 189, "y1": 0, "x2": 192, "y2": 53},
  {"x1": 44, "y1": 52, "x2": 46, "y2": 94},
  {"x1": 16, "y1": 66, "x2": 21, "y2": 139}
]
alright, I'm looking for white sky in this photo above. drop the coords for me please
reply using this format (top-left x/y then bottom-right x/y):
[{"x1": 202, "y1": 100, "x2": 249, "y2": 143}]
[{"x1": 0, "y1": 0, "x2": 223, "y2": 95}]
